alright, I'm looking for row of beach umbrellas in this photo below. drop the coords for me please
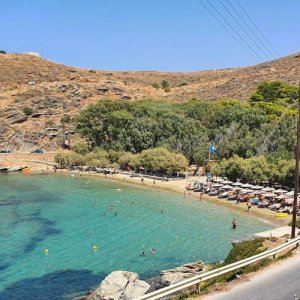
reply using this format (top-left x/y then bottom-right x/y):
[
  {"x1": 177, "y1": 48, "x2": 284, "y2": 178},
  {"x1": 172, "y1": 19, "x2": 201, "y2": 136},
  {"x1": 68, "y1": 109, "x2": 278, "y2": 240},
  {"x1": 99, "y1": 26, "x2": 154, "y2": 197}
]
[{"x1": 210, "y1": 180, "x2": 297, "y2": 198}]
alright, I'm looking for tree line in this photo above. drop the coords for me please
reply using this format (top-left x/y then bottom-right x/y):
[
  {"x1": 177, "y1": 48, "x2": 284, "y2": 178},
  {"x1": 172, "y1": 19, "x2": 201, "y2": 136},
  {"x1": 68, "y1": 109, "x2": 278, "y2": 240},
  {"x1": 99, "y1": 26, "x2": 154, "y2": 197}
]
[
  {"x1": 55, "y1": 80, "x2": 298, "y2": 182},
  {"x1": 55, "y1": 147, "x2": 188, "y2": 176}
]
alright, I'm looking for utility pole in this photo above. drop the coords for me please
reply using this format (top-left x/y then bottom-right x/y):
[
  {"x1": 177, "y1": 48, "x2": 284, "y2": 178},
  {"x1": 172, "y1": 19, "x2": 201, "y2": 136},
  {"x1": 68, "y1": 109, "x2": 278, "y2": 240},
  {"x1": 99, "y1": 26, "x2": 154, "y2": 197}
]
[{"x1": 292, "y1": 82, "x2": 300, "y2": 238}]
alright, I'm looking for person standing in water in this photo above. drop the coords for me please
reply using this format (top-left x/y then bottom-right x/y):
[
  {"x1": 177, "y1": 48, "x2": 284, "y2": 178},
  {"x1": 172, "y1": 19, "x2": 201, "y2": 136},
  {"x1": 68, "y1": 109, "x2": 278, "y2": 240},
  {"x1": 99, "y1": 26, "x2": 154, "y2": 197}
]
[
  {"x1": 247, "y1": 201, "x2": 252, "y2": 213},
  {"x1": 231, "y1": 218, "x2": 237, "y2": 230}
]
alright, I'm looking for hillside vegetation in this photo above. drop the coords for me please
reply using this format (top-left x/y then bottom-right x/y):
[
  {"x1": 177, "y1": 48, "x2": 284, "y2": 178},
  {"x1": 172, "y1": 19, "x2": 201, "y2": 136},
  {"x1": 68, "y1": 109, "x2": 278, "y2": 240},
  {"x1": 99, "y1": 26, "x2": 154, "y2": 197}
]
[{"x1": 0, "y1": 52, "x2": 300, "y2": 151}]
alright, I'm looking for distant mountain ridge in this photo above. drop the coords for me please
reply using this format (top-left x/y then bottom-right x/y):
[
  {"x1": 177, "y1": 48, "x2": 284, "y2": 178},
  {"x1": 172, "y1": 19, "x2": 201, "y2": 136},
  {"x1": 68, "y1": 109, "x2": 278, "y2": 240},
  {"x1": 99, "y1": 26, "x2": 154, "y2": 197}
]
[{"x1": 0, "y1": 52, "x2": 299, "y2": 151}]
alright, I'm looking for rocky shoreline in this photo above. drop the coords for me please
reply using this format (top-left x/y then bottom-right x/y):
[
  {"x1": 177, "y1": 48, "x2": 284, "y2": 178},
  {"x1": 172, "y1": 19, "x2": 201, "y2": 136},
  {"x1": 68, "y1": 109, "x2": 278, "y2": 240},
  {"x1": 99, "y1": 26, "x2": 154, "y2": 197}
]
[{"x1": 78, "y1": 261, "x2": 207, "y2": 300}]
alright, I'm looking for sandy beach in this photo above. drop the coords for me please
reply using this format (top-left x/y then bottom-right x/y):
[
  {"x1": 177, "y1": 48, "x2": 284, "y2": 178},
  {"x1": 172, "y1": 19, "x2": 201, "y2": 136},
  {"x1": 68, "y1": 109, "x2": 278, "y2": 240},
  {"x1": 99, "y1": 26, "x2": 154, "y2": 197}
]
[{"x1": 0, "y1": 153, "x2": 292, "y2": 227}]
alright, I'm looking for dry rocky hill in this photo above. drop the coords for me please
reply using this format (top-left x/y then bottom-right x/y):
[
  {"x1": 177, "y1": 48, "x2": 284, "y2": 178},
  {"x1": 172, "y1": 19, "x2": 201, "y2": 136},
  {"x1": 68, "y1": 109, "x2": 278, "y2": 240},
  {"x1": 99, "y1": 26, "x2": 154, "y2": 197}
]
[{"x1": 0, "y1": 52, "x2": 299, "y2": 152}]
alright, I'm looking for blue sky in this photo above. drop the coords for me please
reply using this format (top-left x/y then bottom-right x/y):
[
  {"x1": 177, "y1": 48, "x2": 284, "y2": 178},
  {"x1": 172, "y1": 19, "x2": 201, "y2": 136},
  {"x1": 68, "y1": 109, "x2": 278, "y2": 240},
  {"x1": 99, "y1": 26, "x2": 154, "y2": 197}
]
[{"x1": 1, "y1": 0, "x2": 300, "y2": 71}]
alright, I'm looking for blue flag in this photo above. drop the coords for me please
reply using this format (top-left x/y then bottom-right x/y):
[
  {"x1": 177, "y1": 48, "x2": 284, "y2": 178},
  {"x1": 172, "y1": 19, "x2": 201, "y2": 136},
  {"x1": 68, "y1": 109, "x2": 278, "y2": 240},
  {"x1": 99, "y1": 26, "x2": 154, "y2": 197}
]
[{"x1": 209, "y1": 143, "x2": 218, "y2": 154}]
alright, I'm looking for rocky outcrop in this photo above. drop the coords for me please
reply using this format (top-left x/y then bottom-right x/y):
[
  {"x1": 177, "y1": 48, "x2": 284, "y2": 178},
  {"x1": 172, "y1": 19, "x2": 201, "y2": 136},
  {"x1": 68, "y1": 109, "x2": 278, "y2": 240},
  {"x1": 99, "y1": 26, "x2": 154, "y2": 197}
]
[
  {"x1": 160, "y1": 261, "x2": 207, "y2": 285},
  {"x1": 86, "y1": 271, "x2": 150, "y2": 300}
]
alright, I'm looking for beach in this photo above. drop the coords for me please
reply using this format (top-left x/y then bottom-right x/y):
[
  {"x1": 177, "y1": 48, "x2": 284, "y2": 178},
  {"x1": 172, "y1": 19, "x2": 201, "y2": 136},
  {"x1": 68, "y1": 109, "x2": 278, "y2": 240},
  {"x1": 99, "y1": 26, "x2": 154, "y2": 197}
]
[{"x1": 0, "y1": 153, "x2": 292, "y2": 227}]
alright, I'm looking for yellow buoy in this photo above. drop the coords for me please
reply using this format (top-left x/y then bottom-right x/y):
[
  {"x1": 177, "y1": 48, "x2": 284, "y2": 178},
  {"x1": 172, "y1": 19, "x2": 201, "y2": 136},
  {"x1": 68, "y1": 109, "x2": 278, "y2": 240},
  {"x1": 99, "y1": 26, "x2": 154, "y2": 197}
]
[
  {"x1": 44, "y1": 248, "x2": 49, "y2": 255},
  {"x1": 92, "y1": 245, "x2": 98, "y2": 251}
]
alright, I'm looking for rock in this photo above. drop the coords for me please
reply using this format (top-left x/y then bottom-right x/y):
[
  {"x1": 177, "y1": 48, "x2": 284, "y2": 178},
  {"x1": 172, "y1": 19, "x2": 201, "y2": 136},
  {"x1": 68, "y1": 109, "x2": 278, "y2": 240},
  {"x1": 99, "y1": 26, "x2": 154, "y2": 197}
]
[
  {"x1": 0, "y1": 167, "x2": 9, "y2": 173},
  {"x1": 121, "y1": 95, "x2": 131, "y2": 101},
  {"x1": 123, "y1": 279, "x2": 150, "y2": 300},
  {"x1": 57, "y1": 84, "x2": 69, "y2": 93},
  {"x1": 28, "y1": 80, "x2": 36, "y2": 85},
  {"x1": 7, "y1": 166, "x2": 26, "y2": 172},
  {"x1": 31, "y1": 112, "x2": 43, "y2": 118},
  {"x1": 96, "y1": 87, "x2": 109, "y2": 95},
  {"x1": 87, "y1": 271, "x2": 150, "y2": 300},
  {"x1": 45, "y1": 127, "x2": 59, "y2": 132},
  {"x1": 160, "y1": 261, "x2": 207, "y2": 286},
  {"x1": 10, "y1": 115, "x2": 28, "y2": 124}
]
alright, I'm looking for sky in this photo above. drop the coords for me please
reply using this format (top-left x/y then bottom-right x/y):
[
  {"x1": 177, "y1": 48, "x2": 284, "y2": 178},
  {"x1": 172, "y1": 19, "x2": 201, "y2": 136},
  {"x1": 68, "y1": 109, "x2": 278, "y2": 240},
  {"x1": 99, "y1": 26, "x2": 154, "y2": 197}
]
[{"x1": 1, "y1": 0, "x2": 300, "y2": 71}]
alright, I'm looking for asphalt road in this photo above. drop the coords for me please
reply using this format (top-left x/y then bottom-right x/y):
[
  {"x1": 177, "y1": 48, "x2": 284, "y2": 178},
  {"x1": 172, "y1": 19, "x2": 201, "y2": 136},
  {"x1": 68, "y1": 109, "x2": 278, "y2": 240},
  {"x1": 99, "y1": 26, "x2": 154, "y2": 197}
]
[{"x1": 201, "y1": 250, "x2": 300, "y2": 300}]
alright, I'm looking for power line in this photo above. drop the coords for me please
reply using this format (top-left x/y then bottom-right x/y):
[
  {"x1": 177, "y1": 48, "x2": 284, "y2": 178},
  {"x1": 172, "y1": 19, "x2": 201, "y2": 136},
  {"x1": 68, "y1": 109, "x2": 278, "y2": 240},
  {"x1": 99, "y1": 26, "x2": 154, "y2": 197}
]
[
  {"x1": 196, "y1": 0, "x2": 260, "y2": 62},
  {"x1": 217, "y1": 0, "x2": 273, "y2": 60},
  {"x1": 224, "y1": 0, "x2": 276, "y2": 59},
  {"x1": 232, "y1": 0, "x2": 280, "y2": 58},
  {"x1": 202, "y1": 0, "x2": 265, "y2": 62}
]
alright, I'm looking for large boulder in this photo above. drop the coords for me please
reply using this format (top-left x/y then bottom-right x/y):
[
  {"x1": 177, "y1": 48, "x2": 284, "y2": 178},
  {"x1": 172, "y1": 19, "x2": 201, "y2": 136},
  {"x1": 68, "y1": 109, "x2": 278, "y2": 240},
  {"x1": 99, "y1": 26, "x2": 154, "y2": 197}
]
[
  {"x1": 160, "y1": 261, "x2": 207, "y2": 285},
  {"x1": 87, "y1": 271, "x2": 150, "y2": 300}
]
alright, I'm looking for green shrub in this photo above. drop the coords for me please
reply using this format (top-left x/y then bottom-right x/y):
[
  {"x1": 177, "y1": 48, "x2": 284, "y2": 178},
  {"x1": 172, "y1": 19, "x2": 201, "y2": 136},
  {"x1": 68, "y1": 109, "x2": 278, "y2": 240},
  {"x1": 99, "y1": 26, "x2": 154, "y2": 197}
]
[
  {"x1": 45, "y1": 120, "x2": 54, "y2": 126},
  {"x1": 161, "y1": 80, "x2": 169, "y2": 89},
  {"x1": 224, "y1": 238, "x2": 266, "y2": 264},
  {"x1": 23, "y1": 107, "x2": 34, "y2": 116},
  {"x1": 61, "y1": 115, "x2": 71, "y2": 124},
  {"x1": 0, "y1": 50, "x2": 6, "y2": 54},
  {"x1": 201, "y1": 238, "x2": 270, "y2": 294},
  {"x1": 288, "y1": 218, "x2": 300, "y2": 229},
  {"x1": 72, "y1": 143, "x2": 89, "y2": 156}
]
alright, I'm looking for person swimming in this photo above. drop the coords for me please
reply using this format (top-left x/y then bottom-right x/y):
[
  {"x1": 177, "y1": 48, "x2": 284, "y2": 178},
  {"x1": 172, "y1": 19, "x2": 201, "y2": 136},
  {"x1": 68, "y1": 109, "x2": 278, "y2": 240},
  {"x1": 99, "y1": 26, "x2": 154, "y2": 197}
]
[{"x1": 150, "y1": 248, "x2": 155, "y2": 255}]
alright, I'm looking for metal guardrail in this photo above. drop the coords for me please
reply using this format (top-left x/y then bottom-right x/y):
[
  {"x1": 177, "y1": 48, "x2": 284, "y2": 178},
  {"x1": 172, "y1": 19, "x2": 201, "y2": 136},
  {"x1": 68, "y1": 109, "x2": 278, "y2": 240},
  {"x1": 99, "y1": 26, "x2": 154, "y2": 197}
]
[{"x1": 136, "y1": 236, "x2": 300, "y2": 300}]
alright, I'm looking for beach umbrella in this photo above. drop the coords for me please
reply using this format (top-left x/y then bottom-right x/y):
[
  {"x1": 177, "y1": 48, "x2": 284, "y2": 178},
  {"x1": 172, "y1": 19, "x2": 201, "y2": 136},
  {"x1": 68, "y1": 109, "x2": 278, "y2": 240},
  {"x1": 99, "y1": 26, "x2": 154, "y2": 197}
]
[
  {"x1": 242, "y1": 183, "x2": 254, "y2": 188},
  {"x1": 285, "y1": 191, "x2": 295, "y2": 196},
  {"x1": 232, "y1": 182, "x2": 242, "y2": 186},
  {"x1": 274, "y1": 188, "x2": 288, "y2": 194},
  {"x1": 221, "y1": 180, "x2": 233, "y2": 185},
  {"x1": 261, "y1": 187, "x2": 274, "y2": 192},
  {"x1": 240, "y1": 189, "x2": 251, "y2": 194},
  {"x1": 252, "y1": 185, "x2": 264, "y2": 190},
  {"x1": 213, "y1": 178, "x2": 223, "y2": 183},
  {"x1": 275, "y1": 194, "x2": 287, "y2": 199},
  {"x1": 212, "y1": 183, "x2": 223, "y2": 188},
  {"x1": 240, "y1": 184, "x2": 249, "y2": 188},
  {"x1": 263, "y1": 193, "x2": 276, "y2": 198},
  {"x1": 221, "y1": 185, "x2": 233, "y2": 190},
  {"x1": 234, "y1": 187, "x2": 242, "y2": 190}
]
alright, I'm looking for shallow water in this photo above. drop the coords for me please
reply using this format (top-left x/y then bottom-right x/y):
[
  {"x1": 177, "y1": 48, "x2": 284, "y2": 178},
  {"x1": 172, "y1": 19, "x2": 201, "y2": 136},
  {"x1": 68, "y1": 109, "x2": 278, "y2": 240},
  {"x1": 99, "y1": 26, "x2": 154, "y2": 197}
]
[{"x1": 0, "y1": 173, "x2": 273, "y2": 299}]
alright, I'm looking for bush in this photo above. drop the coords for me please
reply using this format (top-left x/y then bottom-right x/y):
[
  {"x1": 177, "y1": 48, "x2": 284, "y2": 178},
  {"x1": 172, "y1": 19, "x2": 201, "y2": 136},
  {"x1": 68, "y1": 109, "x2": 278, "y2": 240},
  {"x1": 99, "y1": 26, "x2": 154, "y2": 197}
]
[
  {"x1": 288, "y1": 218, "x2": 300, "y2": 229},
  {"x1": 161, "y1": 80, "x2": 169, "y2": 89},
  {"x1": 201, "y1": 238, "x2": 271, "y2": 294},
  {"x1": 45, "y1": 120, "x2": 54, "y2": 126},
  {"x1": 23, "y1": 107, "x2": 34, "y2": 116},
  {"x1": 152, "y1": 83, "x2": 160, "y2": 89},
  {"x1": 224, "y1": 238, "x2": 266, "y2": 264},
  {"x1": 72, "y1": 143, "x2": 89, "y2": 156},
  {"x1": 61, "y1": 115, "x2": 71, "y2": 124},
  {"x1": 0, "y1": 50, "x2": 6, "y2": 54},
  {"x1": 55, "y1": 153, "x2": 84, "y2": 168}
]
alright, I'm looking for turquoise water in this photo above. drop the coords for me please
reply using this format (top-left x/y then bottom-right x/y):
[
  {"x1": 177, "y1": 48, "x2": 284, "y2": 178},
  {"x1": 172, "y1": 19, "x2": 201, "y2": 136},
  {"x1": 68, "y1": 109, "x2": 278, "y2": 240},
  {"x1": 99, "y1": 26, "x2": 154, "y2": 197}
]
[{"x1": 0, "y1": 173, "x2": 273, "y2": 299}]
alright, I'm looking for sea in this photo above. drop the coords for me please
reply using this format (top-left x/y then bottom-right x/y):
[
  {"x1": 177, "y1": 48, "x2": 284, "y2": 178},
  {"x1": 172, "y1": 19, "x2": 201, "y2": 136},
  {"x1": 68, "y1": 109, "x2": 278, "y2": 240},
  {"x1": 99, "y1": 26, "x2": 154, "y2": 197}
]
[{"x1": 0, "y1": 173, "x2": 273, "y2": 299}]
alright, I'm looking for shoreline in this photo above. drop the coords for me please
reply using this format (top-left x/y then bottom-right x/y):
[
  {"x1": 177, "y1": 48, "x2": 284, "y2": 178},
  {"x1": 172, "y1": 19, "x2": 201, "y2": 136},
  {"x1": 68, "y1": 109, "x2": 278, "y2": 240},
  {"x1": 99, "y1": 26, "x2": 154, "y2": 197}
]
[
  {"x1": 35, "y1": 168, "x2": 288, "y2": 227},
  {"x1": 0, "y1": 153, "x2": 292, "y2": 227}
]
